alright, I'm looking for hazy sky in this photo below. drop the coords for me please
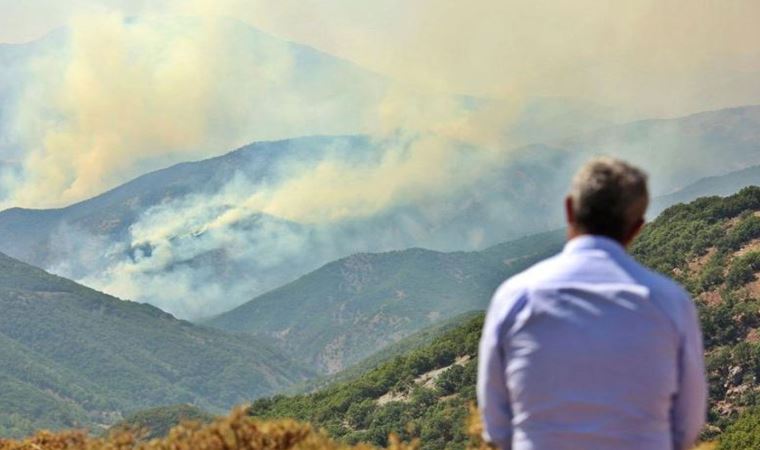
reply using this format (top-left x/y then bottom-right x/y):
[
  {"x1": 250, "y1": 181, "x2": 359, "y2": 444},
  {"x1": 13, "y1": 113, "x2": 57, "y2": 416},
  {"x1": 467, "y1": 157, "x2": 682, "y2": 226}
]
[{"x1": 3, "y1": 0, "x2": 760, "y2": 115}]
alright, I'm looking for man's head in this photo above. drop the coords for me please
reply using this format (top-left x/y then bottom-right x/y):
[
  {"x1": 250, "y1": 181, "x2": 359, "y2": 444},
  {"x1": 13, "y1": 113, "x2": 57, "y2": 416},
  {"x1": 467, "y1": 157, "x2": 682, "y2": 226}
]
[{"x1": 565, "y1": 157, "x2": 649, "y2": 247}]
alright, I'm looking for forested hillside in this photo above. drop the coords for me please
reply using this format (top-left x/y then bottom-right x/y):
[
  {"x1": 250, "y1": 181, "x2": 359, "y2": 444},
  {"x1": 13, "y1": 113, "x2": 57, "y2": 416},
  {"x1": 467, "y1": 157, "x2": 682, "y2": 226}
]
[
  {"x1": 0, "y1": 253, "x2": 311, "y2": 438},
  {"x1": 208, "y1": 231, "x2": 564, "y2": 374},
  {"x1": 248, "y1": 187, "x2": 760, "y2": 449},
  {"x1": 250, "y1": 314, "x2": 484, "y2": 450},
  {"x1": 631, "y1": 186, "x2": 760, "y2": 435}
]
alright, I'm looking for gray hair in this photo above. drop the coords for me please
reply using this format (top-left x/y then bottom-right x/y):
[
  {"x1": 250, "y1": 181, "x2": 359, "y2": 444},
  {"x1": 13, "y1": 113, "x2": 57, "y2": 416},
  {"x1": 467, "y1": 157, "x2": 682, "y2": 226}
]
[{"x1": 569, "y1": 157, "x2": 649, "y2": 240}]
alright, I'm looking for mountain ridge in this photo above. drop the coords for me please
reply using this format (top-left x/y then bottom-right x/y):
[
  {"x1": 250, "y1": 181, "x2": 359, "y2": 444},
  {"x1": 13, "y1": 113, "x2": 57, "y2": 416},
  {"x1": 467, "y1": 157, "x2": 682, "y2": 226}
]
[
  {"x1": 2, "y1": 105, "x2": 760, "y2": 319},
  {"x1": 0, "y1": 250, "x2": 312, "y2": 438},
  {"x1": 206, "y1": 230, "x2": 565, "y2": 374}
]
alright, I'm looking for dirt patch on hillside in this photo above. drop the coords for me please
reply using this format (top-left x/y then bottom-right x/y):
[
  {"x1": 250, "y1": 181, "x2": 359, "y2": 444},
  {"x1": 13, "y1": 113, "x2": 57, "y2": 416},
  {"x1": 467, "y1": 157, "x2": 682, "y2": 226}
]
[
  {"x1": 746, "y1": 278, "x2": 760, "y2": 298},
  {"x1": 376, "y1": 390, "x2": 408, "y2": 405},
  {"x1": 416, "y1": 355, "x2": 472, "y2": 389},
  {"x1": 746, "y1": 328, "x2": 760, "y2": 344},
  {"x1": 688, "y1": 247, "x2": 717, "y2": 273},
  {"x1": 698, "y1": 290, "x2": 723, "y2": 307},
  {"x1": 736, "y1": 238, "x2": 760, "y2": 257},
  {"x1": 376, "y1": 355, "x2": 472, "y2": 405}
]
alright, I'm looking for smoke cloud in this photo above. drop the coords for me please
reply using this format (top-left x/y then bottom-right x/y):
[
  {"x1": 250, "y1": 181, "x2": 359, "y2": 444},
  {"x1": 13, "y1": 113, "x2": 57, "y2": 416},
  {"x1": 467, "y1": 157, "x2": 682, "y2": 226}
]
[
  {"x1": 2, "y1": 11, "x2": 387, "y2": 208},
  {"x1": 5, "y1": 0, "x2": 760, "y2": 209},
  {"x1": 183, "y1": 0, "x2": 760, "y2": 113}
]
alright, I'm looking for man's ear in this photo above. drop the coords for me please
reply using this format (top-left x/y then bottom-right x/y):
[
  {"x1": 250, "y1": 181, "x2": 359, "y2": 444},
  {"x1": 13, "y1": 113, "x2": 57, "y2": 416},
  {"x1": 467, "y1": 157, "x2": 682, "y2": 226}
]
[{"x1": 565, "y1": 196, "x2": 575, "y2": 225}]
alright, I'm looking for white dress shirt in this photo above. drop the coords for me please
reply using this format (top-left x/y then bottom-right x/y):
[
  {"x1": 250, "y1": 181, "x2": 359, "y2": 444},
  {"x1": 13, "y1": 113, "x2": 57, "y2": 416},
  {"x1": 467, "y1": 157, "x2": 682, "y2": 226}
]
[{"x1": 478, "y1": 235, "x2": 707, "y2": 450}]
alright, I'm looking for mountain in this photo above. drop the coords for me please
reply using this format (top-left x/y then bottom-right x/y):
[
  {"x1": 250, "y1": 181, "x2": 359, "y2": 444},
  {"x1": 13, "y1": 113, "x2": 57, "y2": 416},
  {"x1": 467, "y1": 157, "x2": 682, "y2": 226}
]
[
  {"x1": 553, "y1": 106, "x2": 760, "y2": 195},
  {"x1": 0, "y1": 134, "x2": 366, "y2": 273},
  {"x1": 0, "y1": 135, "x2": 573, "y2": 320},
  {"x1": 207, "y1": 230, "x2": 566, "y2": 374},
  {"x1": 1, "y1": 92, "x2": 759, "y2": 318},
  {"x1": 247, "y1": 186, "x2": 760, "y2": 449},
  {"x1": 504, "y1": 96, "x2": 627, "y2": 146},
  {"x1": 650, "y1": 164, "x2": 760, "y2": 215},
  {"x1": 0, "y1": 252, "x2": 311, "y2": 438}
]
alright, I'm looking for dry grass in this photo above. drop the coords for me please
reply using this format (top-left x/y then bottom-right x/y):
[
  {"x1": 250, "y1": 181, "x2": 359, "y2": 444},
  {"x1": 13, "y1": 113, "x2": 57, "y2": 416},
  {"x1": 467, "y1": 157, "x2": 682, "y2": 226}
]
[
  {"x1": 0, "y1": 407, "x2": 420, "y2": 450},
  {"x1": 692, "y1": 442, "x2": 718, "y2": 450},
  {"x1": 0, "y1": 405, "x2": 718, "y2": 450}
]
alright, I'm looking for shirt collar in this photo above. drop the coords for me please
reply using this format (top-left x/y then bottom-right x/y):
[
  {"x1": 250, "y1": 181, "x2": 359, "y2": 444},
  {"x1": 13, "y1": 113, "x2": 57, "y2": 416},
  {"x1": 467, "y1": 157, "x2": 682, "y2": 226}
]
[{"x1": 562, "y1": 234, "x2": 628, "y2": 258}]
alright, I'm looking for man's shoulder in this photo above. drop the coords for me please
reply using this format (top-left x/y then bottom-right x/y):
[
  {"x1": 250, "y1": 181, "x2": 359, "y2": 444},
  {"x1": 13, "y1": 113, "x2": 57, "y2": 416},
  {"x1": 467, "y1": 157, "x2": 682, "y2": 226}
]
[
  {"x1": 625, "y1": 257, "x2": 692, "y2": 304},
  {"x1": 491, "y1": 254, "x2": 564, "y2": 302},
  {"x1": 491, "y1": 251, "x2": 694, "y2": 316},
  {"x1": 625, "y1": 259, "x2": 701, "y2": 339},
  {"x1": 486, "y1": 255, "x2": 567, "y2": 330}
]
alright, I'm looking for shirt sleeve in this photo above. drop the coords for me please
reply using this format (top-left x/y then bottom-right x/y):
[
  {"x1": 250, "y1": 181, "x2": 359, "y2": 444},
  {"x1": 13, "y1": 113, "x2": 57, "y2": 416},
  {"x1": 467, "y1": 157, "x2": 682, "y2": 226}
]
[
  {"x1": 671, "y1": 295, "x2": 708, "y2": 450},
  {"x1": 478, "y1": 283, "x2": 526, "y2": 450}
]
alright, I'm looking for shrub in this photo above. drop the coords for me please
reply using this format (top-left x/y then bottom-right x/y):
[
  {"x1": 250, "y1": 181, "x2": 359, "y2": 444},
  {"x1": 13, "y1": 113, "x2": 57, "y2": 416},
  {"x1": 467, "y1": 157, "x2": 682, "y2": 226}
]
[
  {"x1": 726, "y1": 252, "x2": 760, "y2": 289},
  {"x1": 0, "y1": 406, "x2": 425, "y2": 450},
  {"x1": 718, "y1": 407, "x2": 760, "y2": 450}
]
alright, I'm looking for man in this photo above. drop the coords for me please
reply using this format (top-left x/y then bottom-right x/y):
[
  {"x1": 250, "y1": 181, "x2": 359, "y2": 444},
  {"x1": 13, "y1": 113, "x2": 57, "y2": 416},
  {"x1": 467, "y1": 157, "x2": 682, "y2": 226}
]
[{"x1": 477, "y1": 157, "x2": 707, "y2": 450}]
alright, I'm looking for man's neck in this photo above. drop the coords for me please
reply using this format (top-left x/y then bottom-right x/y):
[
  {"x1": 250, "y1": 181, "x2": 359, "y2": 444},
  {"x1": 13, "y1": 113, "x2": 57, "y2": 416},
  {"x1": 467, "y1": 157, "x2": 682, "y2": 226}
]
[{"x1": 567, "y1": 229, "x2": 628, "y2": 249}]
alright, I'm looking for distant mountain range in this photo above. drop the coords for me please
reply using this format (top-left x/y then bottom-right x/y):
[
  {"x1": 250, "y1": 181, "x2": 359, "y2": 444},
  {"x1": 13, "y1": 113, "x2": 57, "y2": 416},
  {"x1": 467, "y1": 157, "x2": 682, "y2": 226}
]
[
  {"x1": 650, "y1": 164, "x2": 760, "y2": 215},
  {"x1": 0, "y1": 250, "x2": 310, "y2": 438},
  {"x1": 203, "y1": 167, "x2": 760, "y2": 376},
  {"x1": 1, "y1": 106, "x2": 759, "y2": 319},
  {"x1": 193, "y1": 166, "x2": 760, "y2": 375}
]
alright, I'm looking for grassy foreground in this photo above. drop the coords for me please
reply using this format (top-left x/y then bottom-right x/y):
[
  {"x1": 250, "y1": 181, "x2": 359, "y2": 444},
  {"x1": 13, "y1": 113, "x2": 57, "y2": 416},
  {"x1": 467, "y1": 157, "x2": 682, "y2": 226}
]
[
  {"x1": 0, "y1": 405, "x2": 719, "y2": 450},
  {"x1": 0, "y1": 407, "x2": 397, "y2": 450},
  {"x1": 0, "y1": 406, "x2": 493, "y2": 450}
]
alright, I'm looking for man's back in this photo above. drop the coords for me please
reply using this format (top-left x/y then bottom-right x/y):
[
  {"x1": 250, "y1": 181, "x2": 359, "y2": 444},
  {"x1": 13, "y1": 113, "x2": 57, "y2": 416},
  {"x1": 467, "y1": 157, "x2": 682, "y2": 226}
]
[{"x1": 478, "y1": 235, "x2": 706, "y2": 450}]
